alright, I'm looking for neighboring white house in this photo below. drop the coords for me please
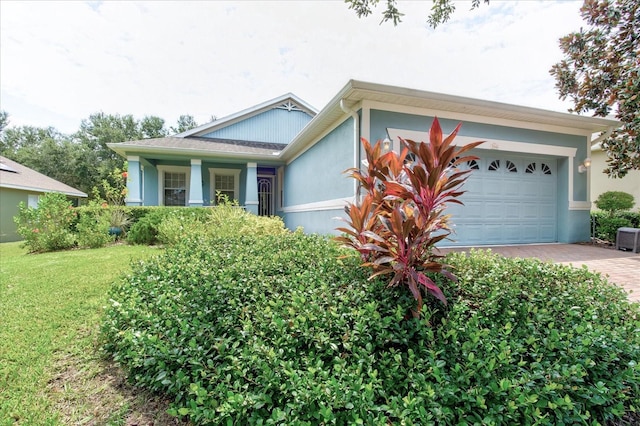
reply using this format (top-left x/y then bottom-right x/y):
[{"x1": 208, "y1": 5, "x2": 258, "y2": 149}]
[{"x1": 590, "y1": 143, "x2": 640, "y2": 210}]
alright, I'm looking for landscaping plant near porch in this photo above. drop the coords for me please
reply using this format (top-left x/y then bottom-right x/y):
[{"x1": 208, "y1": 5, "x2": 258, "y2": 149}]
[{"x1": 336, "y1": 118, "x2": 483, "y2": 315}]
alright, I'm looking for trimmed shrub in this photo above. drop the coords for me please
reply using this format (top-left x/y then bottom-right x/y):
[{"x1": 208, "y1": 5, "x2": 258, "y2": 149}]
[
  {"x1": 126, "y1": 208, "x2": 171, "y2": 245},
  {"x1": 591, "y1": 211, "x2": 637, "y2": 243},
  {"x1": 595, "y1": 191, "x2": 635, "y2": 215},
  {"x1": 102, "y1": 236, "x2": 640, "y2": 425},
  {"x1": 13, "y1": 192, "x2": 77, "y2": 253},
  {"x1": 75, "y1": 202, "x2": 113, "y2": 248},
  {"x1": 618, "y1": 210, "x2": 640, "y2": 228}
]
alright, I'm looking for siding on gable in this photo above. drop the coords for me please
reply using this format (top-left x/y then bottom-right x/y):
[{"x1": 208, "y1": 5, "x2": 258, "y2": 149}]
[{"x1": 202, "y1": 108, "x2": 313, "y2": 144}]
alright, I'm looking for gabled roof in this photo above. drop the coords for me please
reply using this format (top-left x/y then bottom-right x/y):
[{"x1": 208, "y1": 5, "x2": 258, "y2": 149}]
[
  {"x1": 175, "y1": 93, "x2": 318, "y2": 138},
  {"x1": 108, "y1": 80, "x2": 621, "y2": 164},
  {"x1": 280, "y1": 80, "x2": 620, "y2": 161},
  {"x1": 109, "y1": 136, "x2": 286, "y2": 160},
  {"x1": 0, "y1": 156, "x2": 87, "y2": 197}
]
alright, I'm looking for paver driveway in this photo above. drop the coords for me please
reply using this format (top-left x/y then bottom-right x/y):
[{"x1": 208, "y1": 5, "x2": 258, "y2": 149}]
[{"x1": 438, "y1": 244, "x2": 640, "y2": 302}]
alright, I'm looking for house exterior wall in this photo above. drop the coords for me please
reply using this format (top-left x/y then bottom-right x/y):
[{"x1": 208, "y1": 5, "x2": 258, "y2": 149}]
[
  {"x1": 0, "y1": 188, "x2": 29, "y2": 242},
  {"x1": 282, "y1": 118, "x2": 355, "y2": 233},
  {"x1": 590, "y1": 149, "x2": 640, "y2": 210},
  {"x1": 202, "y1": 108, "x2": 313, "y2": 144}
]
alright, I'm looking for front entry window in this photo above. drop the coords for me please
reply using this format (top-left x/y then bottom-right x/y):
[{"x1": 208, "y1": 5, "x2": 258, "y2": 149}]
[
  {"x1": 215, "y1": 174, "x2": 236, "y2": 202},
  {"x1": 210, "y1": 168, "x2": 241, "y2": 204},
  {"x1": 163, "y1": 172, "x2": 186, "y2": 206}
]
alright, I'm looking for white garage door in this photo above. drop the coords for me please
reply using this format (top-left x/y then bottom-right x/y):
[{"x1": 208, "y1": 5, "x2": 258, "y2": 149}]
[{"x1": 444, "y1": 152, "x2": 558, "y2": 246}]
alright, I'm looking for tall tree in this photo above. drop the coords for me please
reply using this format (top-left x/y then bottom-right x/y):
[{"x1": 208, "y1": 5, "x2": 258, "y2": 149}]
[
  {"x1": 345, "y1": 0, "x2": 489, "y2": 27},
  {"x1": 0, "y1": 124, "x2": 87, "y2": 192},
  {"x1": 170, "y1": 114, "x2": 199, "y2": 134},
  {"x1": 140, "y1": 115, "x2": 168, "y2": 139},
  {"x1": 0, "y1": 111, "x2": 8, "y2": 133},
  {"x1": 550, "y1": 0, "x2": 639, "y2": 178}
]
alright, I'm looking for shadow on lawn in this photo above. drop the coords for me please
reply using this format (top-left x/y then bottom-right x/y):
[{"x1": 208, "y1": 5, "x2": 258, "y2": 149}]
[{"x1": 45, "y1": 329, "x2": 190, "y2": 426}]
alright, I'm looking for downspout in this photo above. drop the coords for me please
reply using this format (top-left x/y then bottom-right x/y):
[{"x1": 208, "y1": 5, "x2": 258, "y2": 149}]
[{"x1": 340, "y1": 99, "x2": 360, "y2": 200}]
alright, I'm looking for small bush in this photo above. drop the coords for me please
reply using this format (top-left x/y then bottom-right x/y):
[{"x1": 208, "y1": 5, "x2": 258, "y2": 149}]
[
  {"x1": 156, "y1": 208, "x2": 214, "y2": 246},
  {"x1": 618, "y1": 210, "x2": 640, "y2": 228},
  {"x1": 595, "y1": 191, "x2": 635, "y2": 215},
  {"x1": 591, "y1": 211, "x2": 636, "y2": 242},
  {"x1": 126, "y1": 209, "x2": 171, "y2": 245},
  {"x1": 156, "y1": 199, "x2": 288, "y2": 246},
  {"x1": 14, "y1": 192, "x2": 77, "y2": 253},
  {"x1": 102, "y1": 236, "x2": 640, "y2": 425},
  {"x1": 76, "y1": 202, "x2": 113, "y2": 248}
]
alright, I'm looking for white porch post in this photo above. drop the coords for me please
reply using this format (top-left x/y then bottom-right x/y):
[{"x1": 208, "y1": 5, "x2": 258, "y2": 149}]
[
  {"x1": 245, "y1": 162, "x2": 259, "y2": 214},
  {"x1": 125, "y1": 156, "x2": 142, "y2": 206},
  {"x1": 188, "y1": 159, "x2": 204, "y2": 206}
]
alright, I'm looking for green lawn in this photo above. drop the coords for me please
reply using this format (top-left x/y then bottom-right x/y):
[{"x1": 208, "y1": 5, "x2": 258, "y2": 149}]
[{"x1": 0, "y1": 242, "x2": 158, "y2": 425}]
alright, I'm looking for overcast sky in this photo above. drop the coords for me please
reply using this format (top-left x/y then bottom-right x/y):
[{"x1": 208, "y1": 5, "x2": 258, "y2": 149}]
[{"x1": 0, "y1": 1, "x2": 585, "y2": 135}]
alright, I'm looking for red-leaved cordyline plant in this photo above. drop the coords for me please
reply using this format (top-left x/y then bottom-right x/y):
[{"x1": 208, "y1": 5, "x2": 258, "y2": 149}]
[{"x1": 336, "y1": 118, "x2": 483, "y2": 317}]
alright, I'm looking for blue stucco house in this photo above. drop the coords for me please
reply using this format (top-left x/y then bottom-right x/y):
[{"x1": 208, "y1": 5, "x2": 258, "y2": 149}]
[{"x1": 108, "y1": 80, "x2": 619, "y2": 246}]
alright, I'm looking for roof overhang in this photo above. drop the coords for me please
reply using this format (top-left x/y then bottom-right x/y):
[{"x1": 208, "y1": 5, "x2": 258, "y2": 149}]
[
  {"x1": 107, "y1": 143, "x2": 283, "y2": 163},
  {"x1": 0, "y1": 183, "x2": 87, "y2": 198},
  {"x1": 280, "y1": 79, "x2": 621, "y2": 161}
]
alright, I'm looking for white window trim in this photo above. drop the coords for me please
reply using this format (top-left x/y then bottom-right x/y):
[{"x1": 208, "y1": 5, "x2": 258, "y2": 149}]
[
  {"x1": 28, "y1": 194, "x2": 40, "y2": 208},
  {"x1": 209, "y1": 168, "x2": 241, "y2": 204},
  {"x1": 157, "y1": 165, "x2": 190, "y2": 206}
]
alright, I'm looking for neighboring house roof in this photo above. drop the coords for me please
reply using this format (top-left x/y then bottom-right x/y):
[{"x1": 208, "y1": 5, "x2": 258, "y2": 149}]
[
  {"x1": 175, "y1": 93, "x2": 318, "y2": 138},
  {"x1": 109, "y1": 136, "x2": 286, "y2": 160},
  {"x1": 0, "y1": 156, "x2": 87, "y2": 197},
  {"x1": 280, "y1": 80, "x2": 621, "y2": 161}
]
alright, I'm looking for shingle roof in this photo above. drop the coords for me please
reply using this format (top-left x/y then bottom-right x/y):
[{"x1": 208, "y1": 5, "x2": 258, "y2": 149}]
[
  {"x1": 0, "y1": 156, "x2": 87, "y2": 197},
  {"x1": 109, "y1": 136, "x2": 287, "y2": 158}
]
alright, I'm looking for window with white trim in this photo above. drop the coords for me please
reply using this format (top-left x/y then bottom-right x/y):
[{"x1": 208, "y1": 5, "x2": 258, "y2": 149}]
[
  {"x1": 158, "y1": 166, "x2": 190, "y2": 206},
  {"x1": 28, "y1": 194, "x2": 40, "y2": 208},
  {"x1": 210, "y1": 168, "x2": 240, "y2": 204}
]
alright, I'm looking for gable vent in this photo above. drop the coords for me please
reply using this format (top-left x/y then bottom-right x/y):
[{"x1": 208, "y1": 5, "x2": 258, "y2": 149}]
[{"x1": 276, "y1": 100, "x2": 303, "y2": 112}]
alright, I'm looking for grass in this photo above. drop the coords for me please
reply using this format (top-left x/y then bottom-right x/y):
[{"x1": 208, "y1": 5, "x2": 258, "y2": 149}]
[{"x1": 0, "y1": 241, "x2": 178, "y2": 425}]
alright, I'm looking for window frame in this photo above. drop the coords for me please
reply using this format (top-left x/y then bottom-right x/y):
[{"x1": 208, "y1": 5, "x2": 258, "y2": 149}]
[
  {"x1": 209, "y1": 168, "x2": 241, "y2": 205},
  {"x1": 157, "y1": 165, "x2": 190, "y2": 206}
]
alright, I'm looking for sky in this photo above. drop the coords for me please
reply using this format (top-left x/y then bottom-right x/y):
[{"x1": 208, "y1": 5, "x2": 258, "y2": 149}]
[{"x1": 0, "y1": 1, "x2": 586, "y2": 135}]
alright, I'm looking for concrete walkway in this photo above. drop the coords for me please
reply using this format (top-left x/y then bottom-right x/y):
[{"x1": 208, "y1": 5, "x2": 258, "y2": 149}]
[{"x1": 438, "y1": 244, "x2": 640, "y2": 302}]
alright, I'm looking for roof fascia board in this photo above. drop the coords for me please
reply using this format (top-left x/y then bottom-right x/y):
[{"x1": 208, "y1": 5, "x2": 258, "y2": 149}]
[
  {"x1": 0, "y1": 183, "x2": 87, "y2": 197},
  {"x1": 362, "y1": 99, "x2": 597, "y2": 137},
  {"x1": 108, "y1": 144, "x2": 283, "y2": 163},
  {"x1": 175, "y1": 93, "x2": 318, "y2": 138},
  {"x1": 348, "y1": 80, "x2": 619, "y2": 130}
]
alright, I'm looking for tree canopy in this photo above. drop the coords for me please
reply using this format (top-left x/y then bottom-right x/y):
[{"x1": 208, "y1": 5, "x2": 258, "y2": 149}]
[
  {"x1": 550, "y1": 0, "x2": 639, "y2": 178},
  {"x1": 0, "y1": 111, "x2": 201, "y2": 199},
  {"x1": 345, "y1": 0, "x2": 489, "y2": 27}
]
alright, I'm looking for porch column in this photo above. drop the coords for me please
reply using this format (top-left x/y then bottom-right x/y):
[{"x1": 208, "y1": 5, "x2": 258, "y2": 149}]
[
  {"x1": 188, "y1": 159, "x2": 204, "y2": 206},
  {"x1": 125, "y1": 156, "x2": 142, "y2": 206},
  {"x1": 245, "y1": 162, "x2": 259, "y2": 214}
]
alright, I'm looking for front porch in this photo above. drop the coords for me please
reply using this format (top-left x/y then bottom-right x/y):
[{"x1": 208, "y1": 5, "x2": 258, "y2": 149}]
[{"x1": 125, "y1": 155, "x2": 282, "y2": 216}]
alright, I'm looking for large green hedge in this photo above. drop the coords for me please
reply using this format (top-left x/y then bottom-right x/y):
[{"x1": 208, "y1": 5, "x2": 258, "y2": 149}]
[{"x1": 102, "y1": 235, "x2": 639, "y2": 425}]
